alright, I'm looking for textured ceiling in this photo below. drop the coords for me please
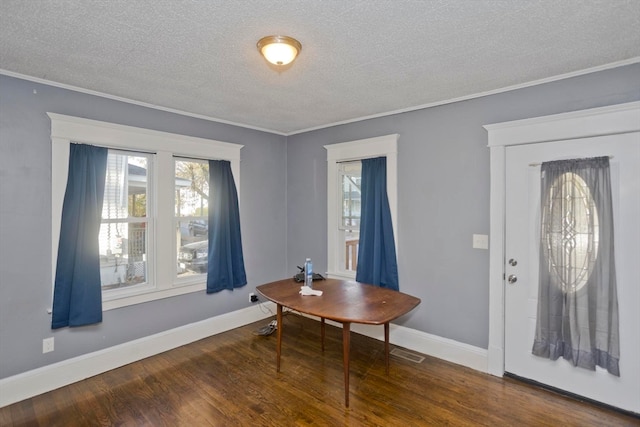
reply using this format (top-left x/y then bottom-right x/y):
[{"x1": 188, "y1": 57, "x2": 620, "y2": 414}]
[{"x1": 1, "y1": 1, "x2": 639, "y2": 135}]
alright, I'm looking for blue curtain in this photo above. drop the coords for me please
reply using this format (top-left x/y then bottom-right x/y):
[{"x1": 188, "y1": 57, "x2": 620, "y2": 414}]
[
  {"x1": 207, "y1": 160, "x2": 247, "y2": 293},
  {"x1": 356, "y1": 157, "x2": 399, "y2": 290},
  {"x1": 51, "y1": 144, "x2": 108, "y2": 329}
]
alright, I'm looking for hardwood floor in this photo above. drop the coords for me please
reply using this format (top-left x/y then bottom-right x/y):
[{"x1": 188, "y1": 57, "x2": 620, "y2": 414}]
[{"x1": 1, "y1": 313, "x2": 638, "y2": 426}]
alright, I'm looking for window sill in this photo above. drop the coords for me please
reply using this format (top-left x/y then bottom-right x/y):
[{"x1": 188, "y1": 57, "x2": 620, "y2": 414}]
[
  {"x1": 326, "y1": 271, "x2": 357, "y2": 281},
  {"x1": 102, "y1": 281, "x2": 205, "y2": 311}
]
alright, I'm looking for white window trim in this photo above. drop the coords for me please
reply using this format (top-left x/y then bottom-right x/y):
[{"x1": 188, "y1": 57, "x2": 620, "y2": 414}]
[
  {"x1": 49, "y1": 113, "x2": 243, "y2": 310},
  {"x1": 324, "y1": 134, "x2": 398, "y2": 280}
]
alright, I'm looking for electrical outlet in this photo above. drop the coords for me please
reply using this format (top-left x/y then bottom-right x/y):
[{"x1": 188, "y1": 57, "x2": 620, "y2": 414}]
[
  {"x1": 249, "y1": 292, "x2": 258, "y2": 303},
  {"x1": 43, "y1": 337, "x2": 54, "y2": 354}
]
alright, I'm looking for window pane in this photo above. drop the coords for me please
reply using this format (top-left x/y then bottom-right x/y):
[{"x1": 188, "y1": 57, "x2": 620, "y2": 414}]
[
  {"x1": 99, "y1": 223, "x2": 147, "y2": 289},
  {"x1": 175, "y1": 159, "x2": 209, "y2": 217},
  {"x1": 176, "y1": 219, "x2": 209, "y2": 276},
  {"x1": 100, "y1": 151, "x2": 150, "y2": 290},
  {"x1": 103, "y1": 154, "x2": 148, "y2": 220},
  {"x1": 175, "y1": 159, "x2": 209, "y2": 278},
  {"x1": 340, "y1": 161, "x2": 361, "y2": 271},
  {"x1": 545, "y1": 172, "x2": 599, "y2": 292},
  {"x1": 341, "y1": 161, "x2": 361, "y2": 228}
]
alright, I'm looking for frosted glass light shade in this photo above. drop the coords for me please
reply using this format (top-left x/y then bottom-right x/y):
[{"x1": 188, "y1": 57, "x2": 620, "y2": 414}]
[{"x1": 257, "y1": 36, "x2": 302, "y2": 66}]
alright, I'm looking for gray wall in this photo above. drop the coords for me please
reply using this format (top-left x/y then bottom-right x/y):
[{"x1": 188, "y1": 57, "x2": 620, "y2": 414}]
[
  {"x1": 1, "y1": 63, "x2": 638, "y2": 380},
  {"x1": 0, "y1": 75, "x2": 288, "y2": 379},
  {"x1": 286, "y1": 63, "x2": 640, "y2": 348}
]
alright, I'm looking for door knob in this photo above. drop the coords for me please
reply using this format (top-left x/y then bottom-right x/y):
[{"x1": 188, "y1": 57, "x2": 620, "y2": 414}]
[
  {"x1": 508, "y1": 274, "x2": 518, "y2": 284},
  {"x1": 508, "y1": 258, "x2": 518, "y2": 266}
]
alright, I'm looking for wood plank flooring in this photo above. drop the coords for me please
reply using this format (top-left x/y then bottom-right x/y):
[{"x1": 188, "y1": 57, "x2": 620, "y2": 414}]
[{"x1": 1, "y1": 313, "x2": 638, "y2": 426}]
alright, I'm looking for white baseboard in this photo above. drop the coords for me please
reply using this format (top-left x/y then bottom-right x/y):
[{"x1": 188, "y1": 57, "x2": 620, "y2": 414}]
[
  {"x1": 301, "y1": 314, "x2": 488, "y2": 373},
  {"x1": 379, "y1": 324, "x2": 488, "y2": 373},
  {"x1": 0, "y1": 303, "x2": 276, "y2": 408},
  {"x1": 0, "y1": 303, "x2": 488, "y2": 408}
]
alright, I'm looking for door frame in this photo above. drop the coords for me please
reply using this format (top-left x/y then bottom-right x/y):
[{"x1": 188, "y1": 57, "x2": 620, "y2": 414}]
[{"x1": 483, "y1": 101, "x2": 640, "y2": 376}]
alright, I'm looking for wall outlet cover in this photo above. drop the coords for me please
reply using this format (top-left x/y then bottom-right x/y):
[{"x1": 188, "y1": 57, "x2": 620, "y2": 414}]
[
  {"x1": 473, "y1": 234, "x2": 489, "y2": 249},
  {"x1": 43, "y1": 337, "x2": 54, "y2": 353}
]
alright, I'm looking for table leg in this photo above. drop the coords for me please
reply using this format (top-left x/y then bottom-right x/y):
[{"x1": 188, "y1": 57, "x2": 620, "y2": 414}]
[
  {"x1": 384, "y1": 322, "x2": 390, "y2": 375},
  {"x1": 343, "y1": 322, "x2": 351, "y2": 407},
  {"x1": 276, "y1": 304, "x2": 283, "y2": 372},
  {"x1": 321, "y1": 317, "x2": 326, "y2": 352}
]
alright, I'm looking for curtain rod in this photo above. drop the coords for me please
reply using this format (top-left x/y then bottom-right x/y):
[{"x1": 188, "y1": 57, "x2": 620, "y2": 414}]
[{"x1": 528, "y1": 155, "x2": 613, "y2": 167}]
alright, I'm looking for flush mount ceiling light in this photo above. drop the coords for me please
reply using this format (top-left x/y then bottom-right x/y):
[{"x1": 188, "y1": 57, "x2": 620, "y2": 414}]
[{"x1": 257, "y1": 35, "x2": 302, "y2": 66}]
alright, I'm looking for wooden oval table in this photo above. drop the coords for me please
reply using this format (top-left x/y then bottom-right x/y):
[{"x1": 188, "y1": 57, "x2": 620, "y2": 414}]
[{"x1": 256, "y1": 278, "x2": 421, "y2": 407}]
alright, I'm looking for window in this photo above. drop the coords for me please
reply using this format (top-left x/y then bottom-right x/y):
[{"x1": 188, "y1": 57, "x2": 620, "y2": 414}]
[
  {"x1": 324, "y1": 134, "x2": 398, "y2": 279},
  {"x1": 100, "y1": 151, "x2": 153, "y2": 292},
  {"x1": 50, "y1": 113, "x2": 242, "y2": 310},
  {"x1": 340, "y1": 161, "x2": 361, "y2": 271},
  {"x1": 175, "y1": 158, "x2": 209, "y2": 279},
  {"x1": 544, "y1": 171, "x2": 599, "y2": 293}
]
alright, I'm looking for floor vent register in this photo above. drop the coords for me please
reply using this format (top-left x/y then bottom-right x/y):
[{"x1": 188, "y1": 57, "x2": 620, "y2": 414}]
[{"x1": 390, "y1": 347, "x2": 425, "y2": 363}]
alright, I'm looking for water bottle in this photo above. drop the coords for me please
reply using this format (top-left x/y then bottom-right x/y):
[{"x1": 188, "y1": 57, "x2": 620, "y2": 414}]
[{"x1": 305, "y1": 258, "x2": 313, "y2": 289}]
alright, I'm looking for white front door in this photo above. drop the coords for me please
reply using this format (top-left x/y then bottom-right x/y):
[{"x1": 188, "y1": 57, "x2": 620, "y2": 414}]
[{"x1": 504, "y1": 132, "x2": 640, "y2": 413}]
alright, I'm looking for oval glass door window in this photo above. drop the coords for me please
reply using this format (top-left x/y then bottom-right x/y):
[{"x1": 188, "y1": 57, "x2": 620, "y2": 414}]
[{"x1": 544, "y1": 172, "x2": 599, "y2": 293}]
